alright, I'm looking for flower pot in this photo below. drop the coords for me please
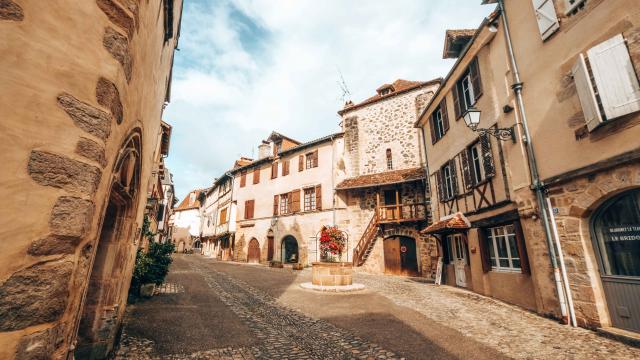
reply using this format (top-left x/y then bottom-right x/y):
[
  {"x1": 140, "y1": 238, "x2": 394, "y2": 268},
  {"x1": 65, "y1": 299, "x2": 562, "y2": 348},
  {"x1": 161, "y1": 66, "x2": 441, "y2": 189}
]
[
  {"x1": 139, "y1": 283, "x2": 156, "y2": 298},
  {"x1": 311, "y1": 262, "x2": 353, "y2": 286}
]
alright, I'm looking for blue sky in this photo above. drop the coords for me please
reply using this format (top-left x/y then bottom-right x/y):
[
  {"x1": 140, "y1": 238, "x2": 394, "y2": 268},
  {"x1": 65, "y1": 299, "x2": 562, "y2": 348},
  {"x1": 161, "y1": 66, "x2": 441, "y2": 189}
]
[{"x1": 164, "y1": 0, "x2": 493, "y2": 200}]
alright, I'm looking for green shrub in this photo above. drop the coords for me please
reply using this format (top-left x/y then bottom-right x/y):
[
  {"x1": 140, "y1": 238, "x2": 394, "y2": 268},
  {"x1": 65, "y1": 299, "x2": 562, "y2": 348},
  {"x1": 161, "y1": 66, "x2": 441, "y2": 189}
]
[{"x1": 130, "y1": 242, "x2": 175, "y2": 295}]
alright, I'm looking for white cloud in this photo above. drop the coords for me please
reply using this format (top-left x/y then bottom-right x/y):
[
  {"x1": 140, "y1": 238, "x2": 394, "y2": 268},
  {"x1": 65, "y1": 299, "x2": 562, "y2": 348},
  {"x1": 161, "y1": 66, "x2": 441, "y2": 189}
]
[{"x1": 165, "y1": 0, "x2": 493, "y2": 200}]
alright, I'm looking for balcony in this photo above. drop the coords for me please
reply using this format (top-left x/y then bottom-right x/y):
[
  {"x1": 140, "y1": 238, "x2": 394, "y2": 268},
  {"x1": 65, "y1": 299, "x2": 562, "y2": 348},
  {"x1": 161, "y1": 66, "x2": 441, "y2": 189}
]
[{"x1": 376, "y1": 203, "x2": 427, "y2": 224}]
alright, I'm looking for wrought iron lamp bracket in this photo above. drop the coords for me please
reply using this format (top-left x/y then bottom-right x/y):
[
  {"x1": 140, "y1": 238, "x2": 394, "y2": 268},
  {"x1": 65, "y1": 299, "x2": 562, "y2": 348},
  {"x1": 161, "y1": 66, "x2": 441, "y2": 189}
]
[{"x1": 473, "y1": 125, "x2": 516, "y2": 143}]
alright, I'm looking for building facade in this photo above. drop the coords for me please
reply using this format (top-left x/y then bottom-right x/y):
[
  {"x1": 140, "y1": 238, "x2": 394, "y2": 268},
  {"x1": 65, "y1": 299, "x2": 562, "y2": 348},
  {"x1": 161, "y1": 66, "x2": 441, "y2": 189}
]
[
  {"x1": 0, "y1": 0, "x2": 182, "y2": 358},
  {"x1": 338, "y1": 79, "x2": 440, "y2": 278},
  {"x1": 172, "y1": 189, "x2": 204, "y2": 253},
  {"x1": 200, "y1": 173, "x2": 237, "y2": 260}
]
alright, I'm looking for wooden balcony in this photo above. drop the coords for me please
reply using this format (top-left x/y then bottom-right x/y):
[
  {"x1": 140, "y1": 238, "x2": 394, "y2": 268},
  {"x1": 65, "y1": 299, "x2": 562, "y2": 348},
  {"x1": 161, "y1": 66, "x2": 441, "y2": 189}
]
[{"x1": 376, "y1": 204, "x2": 427, "y2": 223}]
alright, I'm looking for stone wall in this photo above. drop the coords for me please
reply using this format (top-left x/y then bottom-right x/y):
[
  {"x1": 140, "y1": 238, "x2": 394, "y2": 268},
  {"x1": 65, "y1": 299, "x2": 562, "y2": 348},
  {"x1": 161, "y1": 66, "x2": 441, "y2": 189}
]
[{"x1": 0, "y1": 1, "x2": 181, "y2": 358}]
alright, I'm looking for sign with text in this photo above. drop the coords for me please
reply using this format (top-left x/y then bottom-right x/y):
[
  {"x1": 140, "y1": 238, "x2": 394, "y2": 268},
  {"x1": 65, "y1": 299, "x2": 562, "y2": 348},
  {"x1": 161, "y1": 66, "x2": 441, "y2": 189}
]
[{"x1": 605, "y1": 225, "x2": 640, "y2": 242}]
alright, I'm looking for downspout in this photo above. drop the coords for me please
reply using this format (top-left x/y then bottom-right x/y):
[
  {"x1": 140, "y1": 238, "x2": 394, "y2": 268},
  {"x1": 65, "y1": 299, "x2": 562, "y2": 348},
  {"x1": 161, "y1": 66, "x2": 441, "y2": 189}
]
[
  {"x1": 225, "y1": 171, "x2": 236, "y2": 260},
  {"x1": 331, "y1": 135, "x2": 337, "y2": 227},
  {"x1": 419, "y1": 126, "x2": 431, "y2": 223},
  {"x1": 496, "y1": 0, "x2": 575, "y2": 325}
]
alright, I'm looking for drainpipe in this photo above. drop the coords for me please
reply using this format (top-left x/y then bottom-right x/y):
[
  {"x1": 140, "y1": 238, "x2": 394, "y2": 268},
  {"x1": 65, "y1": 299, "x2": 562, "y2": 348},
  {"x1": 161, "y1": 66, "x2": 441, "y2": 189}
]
[
  {"x1": 419, "y1": 126, "x2": 431, "y2": 222},
  {"x1": 495, "y1": 0, "x2": 575, "y2": 325},
  {"x1": 331, "y1": 135, "x2": 337, "y2": 227}
]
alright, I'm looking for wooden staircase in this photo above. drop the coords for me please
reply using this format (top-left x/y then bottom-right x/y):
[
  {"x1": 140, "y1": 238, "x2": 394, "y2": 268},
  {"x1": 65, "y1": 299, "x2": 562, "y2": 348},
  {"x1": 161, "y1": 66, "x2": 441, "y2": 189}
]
[{"x1": 352, "y1": 212, "x2": 380, "y2": 267}]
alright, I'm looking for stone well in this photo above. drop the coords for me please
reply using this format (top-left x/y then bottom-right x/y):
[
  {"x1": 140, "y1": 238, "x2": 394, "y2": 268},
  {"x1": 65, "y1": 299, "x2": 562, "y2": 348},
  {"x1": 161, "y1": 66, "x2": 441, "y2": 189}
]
[{"x1": 311, "y1": 262, "x2": 353, "y2": 286}]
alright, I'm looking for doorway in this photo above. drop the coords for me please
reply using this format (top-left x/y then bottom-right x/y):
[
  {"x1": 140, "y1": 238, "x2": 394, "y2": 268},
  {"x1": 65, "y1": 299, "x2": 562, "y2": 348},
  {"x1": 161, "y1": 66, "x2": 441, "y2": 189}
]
[
  {"x1": 267, "y1": 234, "x2": 274, "y2": 261},
  {"x1": 383, "y1": 189, "x2": 401, "y2": 221},
  {"x1": 247, "y1": 238, "x2": 260, "y2": 263},
  {"x1": 448, "y1": 234, "x2": 468, "y2": 287},
  {"x1": 281, "y1": 235, "x2": 299, "y2": 263},
  {"x1": 383, "y1": 236, "x2": 418, "y2": 276},
  {"x1": 591, "y1": 189, "x2": 640, "y2": 332}
]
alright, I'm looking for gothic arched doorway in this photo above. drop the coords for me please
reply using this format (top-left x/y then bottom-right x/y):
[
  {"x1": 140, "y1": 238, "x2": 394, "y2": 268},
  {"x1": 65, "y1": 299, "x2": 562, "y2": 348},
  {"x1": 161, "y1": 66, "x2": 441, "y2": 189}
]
[
  {"x1": 384, "y1": 236, "x2": 419, "y2": 276},
  {"x1": 281, "y1": 235, "x2": 299, "y2": 264},
  {"x1": 248, "y1": 238, "x2": 260, "y2": 263},
  {"x1": 591, "y1": 188, "x2": 640, "y2": 332}
]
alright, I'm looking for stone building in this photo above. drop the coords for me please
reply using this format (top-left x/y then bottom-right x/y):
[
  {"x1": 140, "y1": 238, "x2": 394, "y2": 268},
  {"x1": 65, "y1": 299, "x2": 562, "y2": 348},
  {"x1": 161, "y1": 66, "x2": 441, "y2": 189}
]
[
  {"x1": 200, "y1": 172, "x2": 237, "y2": 260},
  {"x1": 337, "y1": 79, "x2": 441, "y2": 277},
  {"x1": 157, "y1": 165, "x2": 176, "y2": 244},
  {"x1": 172, "y1": 189, "x2": 205, "y2": 253},
  {"x1": 232, "y1": 132, "x2": 346, "y2": 266},
  {"x1": 0, "y1": 0, "x2": 182, "y2": 358}
]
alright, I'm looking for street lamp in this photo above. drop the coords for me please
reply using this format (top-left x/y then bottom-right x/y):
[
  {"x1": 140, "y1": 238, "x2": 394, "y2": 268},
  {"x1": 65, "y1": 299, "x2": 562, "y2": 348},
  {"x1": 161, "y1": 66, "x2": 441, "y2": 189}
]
[{"x1": 462, "y1": 107, "x2": 516, "y2": 143}]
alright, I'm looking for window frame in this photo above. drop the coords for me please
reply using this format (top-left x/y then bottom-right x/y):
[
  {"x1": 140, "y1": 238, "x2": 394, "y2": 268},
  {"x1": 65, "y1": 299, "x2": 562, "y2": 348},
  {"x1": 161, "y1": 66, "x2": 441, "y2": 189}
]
[
  {"x1": 487, "y1": 224, "x2": 521, "y2": 272},
  {"x1": 303, "y1": 187, "x2": 316, "y2": 211},
  {"x1": 279, "y1": 193, "x2": 290, "y2": 214},
  {"x1": 386, "y1": 149, "x2": 393, "y2": 170},
  {"x1": 470, "y1": 142, "x2": 484, "y2": 184},
  {"x1": 443, "y1": 163, "x2": 454, "y2": 200}
]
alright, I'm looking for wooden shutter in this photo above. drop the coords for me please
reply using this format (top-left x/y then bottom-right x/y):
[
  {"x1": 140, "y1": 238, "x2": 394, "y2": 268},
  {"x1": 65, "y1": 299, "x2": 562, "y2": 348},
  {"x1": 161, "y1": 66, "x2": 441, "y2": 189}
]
[
  {"x1": 587, "y1": 34, "x2": 640, "y2": 120},
  {"x1": 287, "y1": 192, "x2": 293, "y2": 213},
  {"x1": 291, "y1": 189, "x2": 301, "y2": 213},
  {"x1": 470, "y1": 57, "x2": 483, "y2": 101},
  {"x1": 249, "y1": 200, "x2": 255, "y2": 219},
  {"x1": 479, "y1": 133, "x2": 495, "y2": 177},
  {"x1": 315, "y1": 185, "x2": 322, "y2": 210},
  {"x1": 441, "y1": 99, "x2": 450, "y2": 133},
  {"x1": 429, "y1": 114, "x2": 437, "y2": 144},
  {"x1": 460, "y1": 149, "x2": 473, "y2": 190},
  {"x1": 449, "y1": 159, "x2": 459, "y2": 196},
  {"x1": 514, "y1": 221, "x2": 531, "y2": 275},
  {"x1": 282, "y1": 159, "x2": 289, "y2": 176},
  {"x1": 240, "y1": 172, "x2": 246, "y2": 187},
  {"x1": 531, "y1": 0, "x2": 559, "y2": 41},
  {"x1": 436, "y1": 171, "x2": 444, "y2": 202},
  {"x1": 313, "y1": 149, "x2": 319, "y2": 167},
  {"x1": 271, "y1": 162, "x2": 278, "y2": 179},
  {"x1": 298, "y1": 155, "x2": 304, "y2": 171},
  {"x1": 476, "y1": 228, "x2": 491, "y2": 273},
  {"x1": 452, "y1": 83, "x2": 462, "y2": 119},
  {"x1": 273, "y1": 195, "x2": 279, "y2": 215},
  {"x1": 253, "y1": 168, "x2": 260, "y2": 184},
  {"x1": 572, "y1": 53, "x2": 604, "y2": 131}
]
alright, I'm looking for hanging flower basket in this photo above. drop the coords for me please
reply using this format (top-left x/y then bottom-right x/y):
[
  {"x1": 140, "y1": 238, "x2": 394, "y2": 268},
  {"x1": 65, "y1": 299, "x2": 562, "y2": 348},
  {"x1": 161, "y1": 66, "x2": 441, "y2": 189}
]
[{"x1": 319, "y1": 226, "x2": 346, "y2": 262}]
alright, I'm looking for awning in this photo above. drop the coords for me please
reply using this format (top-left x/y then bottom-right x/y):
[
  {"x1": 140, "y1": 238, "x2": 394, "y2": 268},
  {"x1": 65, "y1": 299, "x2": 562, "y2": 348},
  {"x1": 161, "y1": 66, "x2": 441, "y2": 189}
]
[
  {"x1": 335, "y1": 167, "x2": 425, "y2": 190},
  {"x1": 421, "y1": 212, "x2": 470, "y2": 234}
]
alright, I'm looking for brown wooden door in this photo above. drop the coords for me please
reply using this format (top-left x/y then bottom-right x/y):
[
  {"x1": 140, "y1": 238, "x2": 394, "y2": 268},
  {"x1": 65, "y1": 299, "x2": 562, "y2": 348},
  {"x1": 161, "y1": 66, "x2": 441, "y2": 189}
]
[
  {"x1": 399, "y1": 237, "x2": 419, "y2": 276},
  {"x1": 384, "y1": 237, "x2": 401, "y2": 275},
  {"x1": 267, "y1": 236, "x2": 274, "y2": 261},
  {"x1": 248, "y1": 238, "x2": 260, "y2": 263}
]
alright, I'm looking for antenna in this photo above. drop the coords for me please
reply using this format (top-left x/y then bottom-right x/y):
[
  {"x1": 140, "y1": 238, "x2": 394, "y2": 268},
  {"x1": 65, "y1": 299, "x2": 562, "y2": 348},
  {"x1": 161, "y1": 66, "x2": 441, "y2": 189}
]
[{"x1": 336, "y1": 67, "x2": 352, "y2": 103}]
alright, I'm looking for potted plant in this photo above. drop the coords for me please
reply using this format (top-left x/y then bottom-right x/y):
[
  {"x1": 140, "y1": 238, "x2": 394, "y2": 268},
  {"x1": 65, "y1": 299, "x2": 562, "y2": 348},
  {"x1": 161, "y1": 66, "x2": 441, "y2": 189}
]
[
  {"x1": 311, "y1": 226, "x2": 353, "y2": 286},
  {"x1": 319, "y1": 226, "x2": 346, "y2": 262}
]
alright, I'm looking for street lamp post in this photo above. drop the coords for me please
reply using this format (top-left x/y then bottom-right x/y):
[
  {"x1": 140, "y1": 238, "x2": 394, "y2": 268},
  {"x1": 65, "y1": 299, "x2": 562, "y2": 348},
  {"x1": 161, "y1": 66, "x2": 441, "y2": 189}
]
[{"x1": 462, "y1": 107, "x2": 516, "y2": 143}]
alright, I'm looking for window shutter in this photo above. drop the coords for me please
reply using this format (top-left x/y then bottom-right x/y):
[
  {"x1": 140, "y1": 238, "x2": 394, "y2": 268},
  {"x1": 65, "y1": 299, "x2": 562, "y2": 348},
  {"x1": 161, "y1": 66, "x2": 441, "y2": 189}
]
[
  {"x1": 441, "y1": 99, "x2": 450, "y2": 133},
  {"x1": 572, "y1": 53, "x2": 604, "y2": 131},
  {"x1": 587, "y1": 34, "x2": 640, "y2": 120},
  {"x1": 476, "y1": 228, "x2": 491, "y2": 273},
  {"x1": 452, "y1": 84, "x2": 462, "y2": 119},
  {"x1": 460, "y1": 149, "x2": 473, "y2": 190},
  {"x1": 449, "y1": 159, "x2": 459, "y2": 196},
  {"x1": 244, "y1": 200, "x2": 248, "y2": 219},
  {"x1": 429, "y1": 115, "x2": 437, "y2": 144},
  {"x1": 273, "y1": 195, "x2": 279, "y2": 216},
  {"x1": 253, "y1": 168, "x2": 260, "y2": 184},
  {"x1": 240, "y1": 172, "x2": 246, "y2": 187},
  {"x1": 436, "y1": 171, "x2": 444, "y2": 203},
  {"x1": 479, "y1": 133, "x2": 495, "y2": 177},
  {"x1": 315, "y1": 185, "x2": 322, "y2": 210},
  {"x1": 249, "y1": 200, "x2": 255, "y2": 219},
  {"x1": 292, "y1": 189, "x2": 301, "y2": 213},
  {"x1": 282, "y1": 159, "x2": 289, "y2": 176},
  {"x1": 313, "y1": 149, "x2": 319, "y2": 168},
  {"x1": 531, "y1": 0, "x2": 559, "y2": 41},
  {"x1": 514, "y1": 221, "x2": 531, "y2": 275},
  {"x1": 271, "y1": 162, "x2": 278, "y2": 179},
  {"x1": 470, "y1": 57, "x2": 483, "y2": 100},
  {"x1": 298, "y1": 155, "x2": 304, "y2": 172},
  {"x1": 287, "y1": 191, "x2": 293, "y2": 213}
]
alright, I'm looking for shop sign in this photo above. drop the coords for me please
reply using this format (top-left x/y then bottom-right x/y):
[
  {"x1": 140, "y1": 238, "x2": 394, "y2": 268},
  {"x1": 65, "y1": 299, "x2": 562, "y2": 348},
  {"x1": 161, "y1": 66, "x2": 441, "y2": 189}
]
[{"x1": 605, "y1": 225, "x2": 640, "y2": 242}]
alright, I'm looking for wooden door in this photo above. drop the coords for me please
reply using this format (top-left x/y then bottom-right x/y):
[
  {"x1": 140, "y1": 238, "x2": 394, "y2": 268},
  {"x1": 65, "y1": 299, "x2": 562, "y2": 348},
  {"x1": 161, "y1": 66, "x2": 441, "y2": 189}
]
[
  {"x1": 384, "y1": 237, "x2": 401, "y2": 275},
  {"x1": 399, "y1": 237, "x2": 419, "y2": 276},
  {"x1": 267, "y1": 236, "x2": 274, "y2": 261},
  {"x1": 247, "y1": 238, "x2": 260, "y2": 263},
  {"x1": 449, "y1": 234, "x2": 468, "y2": 287}
]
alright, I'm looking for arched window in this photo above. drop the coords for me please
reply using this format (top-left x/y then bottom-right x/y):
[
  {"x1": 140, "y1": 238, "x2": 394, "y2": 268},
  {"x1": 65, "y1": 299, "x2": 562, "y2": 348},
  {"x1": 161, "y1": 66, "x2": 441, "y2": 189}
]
[{"x1": 386, "y1": 149, "x2": 393, "y2": 170}]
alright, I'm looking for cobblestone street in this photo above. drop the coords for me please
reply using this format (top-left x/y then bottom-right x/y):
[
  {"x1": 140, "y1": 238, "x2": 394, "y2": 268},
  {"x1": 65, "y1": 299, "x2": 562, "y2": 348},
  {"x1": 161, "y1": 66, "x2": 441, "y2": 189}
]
[{"x1": 116, "y1": 255, "x2": 640, "y2": 359}]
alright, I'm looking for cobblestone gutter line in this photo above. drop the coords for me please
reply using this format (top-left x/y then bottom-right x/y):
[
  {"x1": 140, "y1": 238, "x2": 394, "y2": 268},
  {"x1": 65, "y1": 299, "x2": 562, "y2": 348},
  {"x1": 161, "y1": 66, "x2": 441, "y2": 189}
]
[
  {"x1": 191, "y1": 261, "x2": 402, "y2": 360},
  {"x1": 355, "y1": 274, "x2": 640, "y2": 360}
]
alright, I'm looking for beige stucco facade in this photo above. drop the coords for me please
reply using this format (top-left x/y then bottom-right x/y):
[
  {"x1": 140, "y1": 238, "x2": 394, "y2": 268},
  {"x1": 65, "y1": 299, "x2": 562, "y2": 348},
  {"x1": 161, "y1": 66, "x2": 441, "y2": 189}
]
[{"x1": 0, "y1": 0, "x2": 182, "y2": 358}]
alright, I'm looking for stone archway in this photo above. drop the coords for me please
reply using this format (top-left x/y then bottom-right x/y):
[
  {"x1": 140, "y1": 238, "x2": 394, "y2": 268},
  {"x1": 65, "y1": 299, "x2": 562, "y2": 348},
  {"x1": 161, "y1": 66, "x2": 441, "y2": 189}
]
[
  {"x1": 281, "y1": 235, "x2": 299, "y2": 264},
  {"x1": 74, "y1": 131, "x2": 141, "y2": 359}
]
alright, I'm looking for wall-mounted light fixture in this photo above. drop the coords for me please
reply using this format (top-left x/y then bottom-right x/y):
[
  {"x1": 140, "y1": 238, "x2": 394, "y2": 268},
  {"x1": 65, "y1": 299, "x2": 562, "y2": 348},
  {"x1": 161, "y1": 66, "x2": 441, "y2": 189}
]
[{"x1": 463, "y1": 107, "x2": 516, "y2": 142}]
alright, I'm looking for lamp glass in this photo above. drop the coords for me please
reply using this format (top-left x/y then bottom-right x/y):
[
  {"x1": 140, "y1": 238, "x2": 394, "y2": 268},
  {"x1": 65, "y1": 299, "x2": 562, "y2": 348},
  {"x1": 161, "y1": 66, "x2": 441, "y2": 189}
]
[{"x1": 463, "y1": 107, "x2": 481, "y2": 130}]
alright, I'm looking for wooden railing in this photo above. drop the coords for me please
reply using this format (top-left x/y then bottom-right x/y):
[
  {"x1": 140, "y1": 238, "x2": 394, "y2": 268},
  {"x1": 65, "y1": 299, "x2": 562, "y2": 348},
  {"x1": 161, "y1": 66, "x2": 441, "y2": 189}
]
[
  {"x1": 352, "y1": 212, "x2": 379, "y2": 267},
  {"x1": 376, "y1": 203, "x2": 427, "y2": 223}
]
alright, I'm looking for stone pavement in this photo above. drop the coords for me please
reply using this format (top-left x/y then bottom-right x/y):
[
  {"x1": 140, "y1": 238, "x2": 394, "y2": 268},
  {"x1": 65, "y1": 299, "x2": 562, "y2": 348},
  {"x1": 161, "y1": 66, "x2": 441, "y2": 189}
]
[{"x1": 115, "y1": 255, "x2": 640, "y2": 359}]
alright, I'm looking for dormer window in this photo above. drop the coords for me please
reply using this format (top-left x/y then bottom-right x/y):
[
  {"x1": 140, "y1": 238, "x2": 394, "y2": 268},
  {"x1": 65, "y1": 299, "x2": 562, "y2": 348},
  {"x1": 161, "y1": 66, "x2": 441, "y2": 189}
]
[{"x1": 376, "y1": 84, "x2": 394, "y2": 96}]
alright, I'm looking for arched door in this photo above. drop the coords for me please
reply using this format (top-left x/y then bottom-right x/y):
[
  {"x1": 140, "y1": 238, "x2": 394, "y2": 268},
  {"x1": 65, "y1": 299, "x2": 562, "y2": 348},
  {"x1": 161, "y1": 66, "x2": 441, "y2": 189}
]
[
  {"x1": 282, "y1": 235, "x2": 299, "y2": 263},
  {"x1": 384, "y1": 236, "x2": 419, "y2": 276},
  {"x1": 592, "y1": 189, "x2": 640, "y2": 332},
  {"x1": 248, "y1": 238, "x2": 260, "y2": 263}
]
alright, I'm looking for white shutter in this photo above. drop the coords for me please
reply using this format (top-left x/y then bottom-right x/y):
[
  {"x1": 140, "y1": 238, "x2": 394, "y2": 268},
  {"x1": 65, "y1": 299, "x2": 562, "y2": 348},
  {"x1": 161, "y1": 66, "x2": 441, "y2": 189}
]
[
  {"x1": 572, "y1": 53, "x2": 603, "y2": 131},
  {"x1": 587, "y1": 34, "x2": 640, "y2": 120},
  {"x1": 532, "y1": 0, "x2": 560, "y2": 41}
]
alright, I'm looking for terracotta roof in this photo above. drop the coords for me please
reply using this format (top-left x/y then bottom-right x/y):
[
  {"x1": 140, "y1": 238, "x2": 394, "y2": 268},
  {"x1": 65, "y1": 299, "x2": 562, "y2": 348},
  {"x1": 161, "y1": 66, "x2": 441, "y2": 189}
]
[
  {"x1": 174, "y1": 189, "x2": 205, "y2": 211},
  {"x1": 278, "y1": 132, "x2": 344, "y2": 156},
  {"x1": 443, "y1": 29, "x2": 476, "y2": 59},
  {"x1": 335, "y1": 167, "x2": 425, "y2": 190},
  {"x1": 421, "y1": 212, "x2": 470, "y2": 234},
  {"x1": 339, "y1": 78, "x2": 441, "y2": 115},
  {"x1": 234, "y1": 157, "x2": 253, "y2": 169}
]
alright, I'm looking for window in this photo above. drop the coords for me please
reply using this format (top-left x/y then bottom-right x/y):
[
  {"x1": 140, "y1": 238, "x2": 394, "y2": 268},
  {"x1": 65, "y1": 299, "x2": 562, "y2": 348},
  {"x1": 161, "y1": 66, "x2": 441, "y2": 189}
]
[
  {"x1": 564, "y1": 0, "x2": 587, "y2": 15},
  {"x1": 280, "y1": 193, "x2": 290, "y2": 214},
  {"x1": 306, "y1": 150, "x2": 318, "y2": 169},
  {"x1": 240, "y1": 171, "x2": 247, "y2": 187},
  {"x1": 487, "y1": 225, "x2": 521, "y2": 272},
  {"x1": 253, "y1": 168, "x2": 260, "y2": 184},
  {"x1": 452, "y1": 57, "x2": 482, "y2": 119},
  {"x1": 298, "y1": 155, "x2": 304, "y2": 172},
  {"x1": 304, "y1": 187, "x2": 316, "y2": 211},
  {"x1": 386, "y1": 149, "x2": 393, "y2": 170},
  {"x1": 163, "y1": 0, "x2": 175, "y2": 42},
  {"x1": 429, "y1": 99, "x2": 449, "y2": 144},
  {"x1": 219, "y1": 207, "x2": 228, "y2": 225},
  {"x1": 572, "y1": 34, "x2": 640, "y2": 132},
  {"x1": 470, "y1": 142, "x2": 484, "y2": 184},
  {"x1": 442, "y1": 163, "x2": 455, "y2": 200},
  {"x1": 244, "y1": 200, "x2": 255, "y2": 219},
  {"x1": 271, "y1": 162, "x2": 278, "y2": 179}
]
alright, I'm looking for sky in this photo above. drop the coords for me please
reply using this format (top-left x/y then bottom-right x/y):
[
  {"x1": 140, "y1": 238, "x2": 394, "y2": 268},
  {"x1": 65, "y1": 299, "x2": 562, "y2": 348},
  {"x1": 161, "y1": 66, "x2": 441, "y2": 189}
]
[{"x1": 164, "y1": 0, "x2": 494, "y2": 201}]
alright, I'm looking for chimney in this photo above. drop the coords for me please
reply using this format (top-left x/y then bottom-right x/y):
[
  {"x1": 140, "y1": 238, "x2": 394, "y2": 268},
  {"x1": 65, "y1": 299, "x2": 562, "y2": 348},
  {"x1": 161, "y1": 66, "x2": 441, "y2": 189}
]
[{"x1": 258, "y1": 141, "x2": 270, "y2": 159}]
